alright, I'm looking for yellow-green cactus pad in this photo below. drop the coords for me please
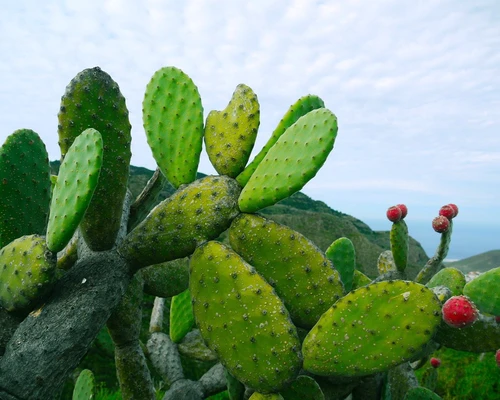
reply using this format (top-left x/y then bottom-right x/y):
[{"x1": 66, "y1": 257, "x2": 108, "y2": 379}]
[
  {"x1": 0, "y1": 129, "x2": 51, "y2": 249},
  {"x1": 237, "y1": 95, "x2": 325, "y2": 187},
  {"x1": 249, "y1": 394, "x2": 284, "y2": 400},
  {"x1": 170, "y1": 289, "x2": 194, "y2": 343},
  {"x1": 326, "y1": 237, "x2": 355, "y2": 292},
  {"x1": 426, "y1": 267, "x2": 466, "y2": 297},
  {"x1": 351, "y1": 269, "x2": 372, "y2": 289},
  {"x1": 190, "y1": 241, "x2": 302, "y2": 393},
  {"x1": 118, "y1": 175, "x2": 241, "y2": 268},
  {"x1": 377, "y1": 250, "x2": 397, "y2": 275},
  {"x1": 58, "y1": 66, "x2": 132, "y2": 251},
  {"x1": 72, "y1": 369, "x2": 96, "y2": 400},
  {"x1": 238, "y1": 108, "x2": 337, "y2": 213},
  {"x1": 47, "y1": 129, "x2": 103, "y2": 253},
  {"x1": 229, "y1": 214, "x2": 344, "y2": 328},
  {"x1": 143, "y1": 66, "x2": 204, "y2": 188},
  {"x1": 302, "y1": 280, "x2": 442, "y2": 377},
  {"x1": 204, "y1": 84, "x2": 260, "y2": 177},
  {"x1": 0, "y1": 235, "x2": 56, "y2": 312},
  {"x1": 463, "y1": 267, "x2": 500, "y2": 316}
]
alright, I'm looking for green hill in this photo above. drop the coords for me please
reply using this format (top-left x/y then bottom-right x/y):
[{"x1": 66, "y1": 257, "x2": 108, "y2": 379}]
[{"x1": 445, "y1": 250, "x2": 500, "y2": 274}]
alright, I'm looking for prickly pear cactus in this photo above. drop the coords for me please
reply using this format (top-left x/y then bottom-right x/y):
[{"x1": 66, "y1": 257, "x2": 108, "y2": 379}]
[
  {"x1": 279, "y1": 375, "x2": 325, "y2": 399},
  {"x1": 426, "y1": 267, "x2": 466, "y2": 297},
  {"x1": 326, "y1": 237, "x2": 355, "y2": 292},
  {"x1": 377, "y1": 250, "x2": 397, "y2": 275},
  {"x1": 390, "y1": 220, "x2": 409, "y2": 272},
  {"x1": 403, "y1": 386, "x2": 442, "y2": 400},
  {"x1": 58, "y1": 66, "x2": 132, "y2": 251},
  {"x1": 72, "y1": 369, "x2": 96, "y2": 400},
  {"x1": 462, "y1": 267, "x2": 500, "y2": 315},
  {"x1": 170, "y1": 288, "x2": 195, "y2": 343}
]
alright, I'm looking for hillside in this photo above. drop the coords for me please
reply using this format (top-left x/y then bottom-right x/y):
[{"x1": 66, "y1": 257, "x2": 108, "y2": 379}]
[{"x1": 446, "y1": 250, "x2": 500, "y2": 274}]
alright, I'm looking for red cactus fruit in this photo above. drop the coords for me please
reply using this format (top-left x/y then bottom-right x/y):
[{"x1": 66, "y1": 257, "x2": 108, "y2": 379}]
[
  {"x1": 432, "y1": 216, "x2": 450, "y2": 233},
  {"x1": 439, "y1": 205, "x2": 456, "y2": 220},
  {"x1": 442, "y1": 295, "x2": 478, "y2": 328},
  {"x1": 396, "y1": 204, "x2": 408, "y2": 219},
  {"x1": 387, "y1": 206, "x2": 402, "y2": 222},
  {"x1": 496, "y1": 349, "x2": 500, "y2": 368},
  {"x1": 496, "y1": 316, "x2": 500, "y2": 323},
  {"x1": 448, "y1": 203, "x2": 459, "y2": 217},
  {"x1": 430, "y1": 357, "x2": 441, "y2": 368}
]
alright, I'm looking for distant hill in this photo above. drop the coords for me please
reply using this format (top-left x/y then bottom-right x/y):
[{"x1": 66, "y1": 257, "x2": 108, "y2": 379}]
[{"x1": 445, "y1": 250, "x2": 500, "y2": 274}]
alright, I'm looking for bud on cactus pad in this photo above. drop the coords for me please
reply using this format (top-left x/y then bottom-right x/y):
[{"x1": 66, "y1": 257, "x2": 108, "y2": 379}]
[
  {"x1": 432, "y1": 216, "x2": 450, "y2": 233},
  {"x1": 442, "y1": 295, "x2": 478, "y2": 328},
  {"x1": 386, "y1": 206, "x2": 402, "y2": 222},
  {"x1": 439, "y1": 204, "x2": 456, "y2": 220},
  {"x1": 396, "y1": 204, "x2": 408, "y2": 218},
  {"x1": 430, "y1": 357, "x2": 441, "y2": 368}
]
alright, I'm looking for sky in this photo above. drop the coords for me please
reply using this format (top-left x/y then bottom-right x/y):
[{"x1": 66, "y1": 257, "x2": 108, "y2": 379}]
[{"x1": 1, "y1": 0, "x2": 499, "y2": 260}]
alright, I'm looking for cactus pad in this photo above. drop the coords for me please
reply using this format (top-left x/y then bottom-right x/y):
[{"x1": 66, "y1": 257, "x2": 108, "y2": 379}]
[
  {"x1": 58, "y1": 66, "x2": 132, "y2": 251},
  {"x1": 229, "y1": 214, "x2": 344, "y2": 328},
  {"x1": 326, "y1": 237, "x2": 355, "y2": 292},
  {"x1": 205, "y1": 84, "x2": 260, "y2": 177},
  {"x1": 72, "y1": 369, "x2": 96, "y2": 400},
  {"x1": 377, "y1": 250, "x2": 397, "y2": 275},
  {"x1": 249, "y1": 394, "x2": 284, "y2": 400},
  {"x1": 426, "y1": 267, "x2": 466, "y2": 297},
  {"x1": 351, "y1": 269, "x2": 372, "y2": 289},
  {"x1": 118, "y1": 175, "x2": 241, "y2": 268},
  {"x1": 170, "y1": 289, "x2": 195, "y2": 343},
  {"x1": 46, "y1": 129, "x2": 103, "y2": 252},
  {"x1": 190, "y1": 241, "x2": 302, "y2": 393},
  {"x1": 302, "y1": 280, "x2": 442, "y2": 377},
  {"x1": 238, "y1": 108, "x2": 337, "y2": 212},
  {"x1": 237, "y1": 95, "x2": 325, "y2": 186},
  {"x1": 279, "y1": 375, "x2": 325, "y2": 399},
  {"x1": 0, "y1": 129, "x2": 51, "y2": 249},
  {"x1": 463, "y1": 267, "x2": 500, "y2": 316},
  {"x1": 0, "y1": 235, "x2": 56, "y2": 312},
  {"x1": 390, "y1": 220, "x2": 409, "y2": 272},
  {"x1": 403, "y1": 386, "x2": 442, "y2": 400},
  {"x1": 143, "y1": 66, "x2": 204, "y2": 188},
  {"x1": 141, "y1": 258, "x2": 190, "y2": 298}
]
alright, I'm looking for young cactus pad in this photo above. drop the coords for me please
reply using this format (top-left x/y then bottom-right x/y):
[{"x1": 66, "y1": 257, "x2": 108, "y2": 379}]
[
  {"x1": 169, "y1": 288, "x2": 195, "y2": 343},
  {"x1": 229, "y1": 213, "x2": 344, "y2": 328},
  {"x1": 0, "y1": 235, "x2": 56, "y2": 312},
  {"x1": 326, "y1": 237, "x2": 355, "y2": 292},
  {"x1": 238, "y1": 108, "x2": 338, "y2": 213},
  {"x1": 118, "y1": 175, "x2": 241, "y2": 268},
  {"x1": 236, "y1": 94, "x2": 325, "y2": 187},
  {"x1": 72, "y1": 369, "x2": 96, "y2": 400},
  {"x1": 58, "y1": 66, "x2": 132, "y2": 251},
  {"x1": 204, "y1": 84, "x2": 260, "y2": 177},
  {"x1": 302, "y1": 280, "x2": 442, "y2": 377},
  {"x1": 279, "y1": 375, "x2": 325, "y2": 399},
  {"x1": 0, "y1": 129, "x2": 51, "y2": 249},
  {"x1": 143, "y1": 66, "x2": 204, "y2": 188},
  {"x1": 426, "y1": 267, "x2": 466, "y2": 297},
  {"x1": 190, "y1": 241, "x2": 302, "y2": 393},
  {"x1": 390, "y1": 220, "x2": 409, "y2": 272},
  {"x1": 46, "y1": 129, "x2": 103, "y2": 253},
  {"x1": 463, "y1": 266, "x2": 500, "y2": 316}
]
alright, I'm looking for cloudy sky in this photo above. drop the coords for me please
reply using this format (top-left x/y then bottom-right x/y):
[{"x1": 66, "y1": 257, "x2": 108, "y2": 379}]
[{"x1": 1, "y1": 0, "x2": 499, "y2": 259}]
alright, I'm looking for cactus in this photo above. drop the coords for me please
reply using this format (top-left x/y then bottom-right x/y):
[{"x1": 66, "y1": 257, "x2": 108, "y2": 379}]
[
  {"x1": 326, "y1": 237, "x2": 355, "y2": 292},
  {"x1": 72, "y1": 369, "x2": 96, "y2": 400},
  {"x1": 426, "y1": 267, "x2": 466, "y2": 297},
  {"x1": 462, "y1": 266, "x2": 500, "y2": 315},
  {"x1": 170, "y1": 289, "x2": 195, "y2": 343}
]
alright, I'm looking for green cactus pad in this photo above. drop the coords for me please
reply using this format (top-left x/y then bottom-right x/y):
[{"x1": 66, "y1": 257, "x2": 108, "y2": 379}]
[
  {"x1": 326, "y1": 237, "x2": 355, "y2": 292},
  {"x1": 351, "y1": 269, "x2": 372, "y2": 289},
  {"x1": 205, "y1": 84, "x2": 260, "y2": 177},
  {"x1": 390, "y1": 220, "x2": 409, "y2": 272},
  {"x1": 229, "y1": 214, "x2": 344, "y2": 329},
  {"x1": 236, "y1": 95, "x2": 325, "y2": 187},
  {"x1": 141, "y1": 258, "x2": 190, "y2": 298},
  {"x1": 238, "y1": 108, "x2": 337, "y2": 213},
  {"x1": 226, "y1": 369, "x2": 246, "y2": 400},
  {"x1": 170, "y1": 289, "x2": 195, "y2": 343},
  {"x1": 118, "y1": 175, "x2": 241, "y2": 268},
  {"x1": 143, "y1": 66, "x2": 204, "y2": 188},
  {"x1": 0, "y1": 234, "x2": 56, "y2": 312},
  {"x1": 426, "y1": 267, "x2": 466, "y2": 297},
  {"x1": 0, "y1": 129, "x2": 51, "y2": 249},
  {"x1": 463, "y1": 267, "x2": 500, "y2": 316},
  {"x1": 249, "y1": 394, "x2": 284, "y2": 400},
  {"x1": 302, "y1": 280, "x2": 442, "y2": 377},
  {"x1": 279, "y1": 375, "x2": 324, "y2": 399},
  {"x1": 73, "y1": 369, "x2": 96, "y2": 400},
  {"x1": 46, "y1": 129, "x2": 103, "y2": 253},
  {"x1": 58, "y1": 66, "x2": 132, "y2": 251},
  {"x1": 377, "y1": 250, "x2": 397, "y2": 275},
  {"x1": 403, "y1": 387, "x2": 442, "y2": 400},
  {"x1": 190, "y1": 241, "x2": 302, "y2": 394}
]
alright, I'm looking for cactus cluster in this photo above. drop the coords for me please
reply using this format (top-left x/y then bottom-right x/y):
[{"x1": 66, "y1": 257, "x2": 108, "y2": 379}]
[{"x1": 0, "y1": 66, "x2": 498, "y2": 400}]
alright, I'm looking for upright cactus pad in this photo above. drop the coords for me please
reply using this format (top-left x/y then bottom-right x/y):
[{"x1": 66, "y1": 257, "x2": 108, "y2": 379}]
[
  {"x1": 426, "y1": 267, "x2": 466, "y2": 297},
  {"x1": 326, "y1": 237, "x2": 355, "y2": 292},
  {"x1": 0, "y1": 235, "x2": 56, "y2": 312},
  {"x1": 238, "y1": 108, "x2": 337, "y2": 213},
  {"x1": 143, "y1": 66, "x2": 204, "y2": 188},
  {"x1": 237, "y1": 95, "x2": 325, "y2": 187},
  {"x1": 229, "y1": 214, "x2": 344, "y2": 328},
  {"x1": 118, "y1": 175, "x2": 241, "y2": 268},
  {"x1": 205, "y1": 84, "x2": 260, "y2": 177},
  {"x1": 0, "y1": 129, "x2": 51, "y2": 249},
  {"x1": 58, "y1": 66, "x2": 132, "y2": 251},
  {"x1": 72, "y1": 369, "x2": 96, "y2": 400},
  {"x1": 302, "y1": 280, "x2": 442, "y2": 377},
  {"x1": 190, "y1": 241, "x2": 302, "y2": 393},
  {"x1": 170, "y1": 288, "x2": 195, "y2": 343},
  {"x1": 46, "y1": 129, "x2": 103, "y2": 253},
  {"x1": 377, "y1": 250, "x2": 397, "y2": 275},
  {"x1": 390, "y1": 220, "x2": 409, "y2": 272},
  {"x1": 463, "y1": 267, "x2": 500, "y2": 316}
]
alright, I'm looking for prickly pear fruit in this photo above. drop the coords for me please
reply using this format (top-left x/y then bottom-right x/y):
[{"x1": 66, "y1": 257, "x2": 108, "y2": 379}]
[
  {"x1": 447, "y1": 203, "x2": 459, "y2": 217},
  {"x1": 0, "y1": 129, "x2": 51, "y2": 249},
  {"x1": 279, "y1": 375, "x2": 325, "y2": 399},
  {"x1": 426, "y1": 267, "x2": 466, "y2": 297},
  {"x1": 441, "y1": 295, "x2": 478, "y2": 328},
  {"x1": 377, "y1": 250, "x2": 397, "y2": 275},
  {"x1": 58, "y1": 66, "x2": 132, "y2": 251},
  {"x1": 396, "y1": 204, "x2": 408, "y2": 218},
  {"x1": 170, "y1": 289, "x2": 195, "y2": 343},
  {"x1": 430, "y1": 357, "x2": 441, "y2": 368},
  {"x1": 439, "y1": 205, "x2": 456, "y2": 220},
  {"x1": 326, "y1": 237, "x2": 355, "y2": 292},
  {"x1": 403, "y1": 386, "x2": 442, "y2": 400},
  {"x1": 46, "y1": 128, "x2": 103, "y2": 252},
  {"x1": 205, "y1": 84, "x2": 260, "y2": 177},
  {"x1": 229, "y1": 213, "x2": 344, "y2": 328},
  {"x1": 238, "y1": 108, "x2": 337, "y2": 213},
  {"x1": 0, "y1": 235, "x2": 56, "y2": 312},
  {"x1": 143, "y1": 66, "x2": 204, "y2": 188},
  {"x1": 72, "y1": 369, "x2": 96, "y2": 400},
  {"x1": 190, "y1": 241, "x2": 302, "y2": 393},
  {"x1": 390, "y1": 219, "x2": 409, "y2": 272},
  {"x1": 386, "y1": 206, "x2": 402, "y2": 222},
  {"x1": 302, "y1": 280, "x2": 442, "y2": 377},
  {"x1": 432, "y1": 216, "x2": 449, "y2": 233},
  {"x1": 463, "y1": 267, "x2": 500, "y2": 316},
  {"x1": 118, "y1": 175, "x2": 241, "y2": 269},
  {"x1": 236, "y1": 95, "x2": 325, "y2": 187}
]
